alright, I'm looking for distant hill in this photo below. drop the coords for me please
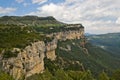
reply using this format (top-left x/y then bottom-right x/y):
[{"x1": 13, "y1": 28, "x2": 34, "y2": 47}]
[
  {"x1": 87, "y1": 33, "x2": 120, "y2": 57},
  {"x1": 85, "y1": 33, "x2": 96, "y2": 36},
  {"x1": 0, "y1": 16, "x2": 63, "y2": 26}
]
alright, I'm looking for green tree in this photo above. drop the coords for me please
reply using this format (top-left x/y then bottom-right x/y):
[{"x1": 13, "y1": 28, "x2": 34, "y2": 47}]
[
  {"x1": 111, "y1": 70, "x2": 120, "y2": 80},
  {"x1": 67, "y1": 70, "x2": 83, "y2": 80},
  {"x1": 98, "y1": 71, "x2": 109, "y2": 80},
  {"x1": 54, "y1": 69, "x2": 73, "y2": 80},
  {"x1": 80, "y1": 70, "x2": 95, "y2": 80}
]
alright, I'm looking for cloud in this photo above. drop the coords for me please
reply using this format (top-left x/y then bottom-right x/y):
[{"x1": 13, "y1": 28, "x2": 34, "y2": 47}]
[
  {"x1": 27, "y1": 0, "x2": 120, "y2": 34},
  {"x1": 0, "y1": 7, "x2": 16, "y2": 14},
  {"x1": 16, "y1": 0, "x2": 24, "y2": 3},
  {"x1": 116, "y1": 17, "x2": 120, "y2": 24},
  {"x1": 32, "y1": 0, "x2": 48, "y2": 4},
  {"x1": 23, "y1": 3, "x2": 30, "y2": 7}
]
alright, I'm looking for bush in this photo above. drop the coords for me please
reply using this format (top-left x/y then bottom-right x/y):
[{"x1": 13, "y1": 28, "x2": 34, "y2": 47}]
[
  {"x1": 3, "y1": 50, "x2": 18, "y2": 58},
  {"x1": 0, "y1": 71, "x2": 14, "y2": 80}
]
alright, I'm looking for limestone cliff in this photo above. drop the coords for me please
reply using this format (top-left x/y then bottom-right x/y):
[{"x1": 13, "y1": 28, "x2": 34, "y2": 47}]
[
  {"x1": 46, "y1": 24, "x2": 84, "y2": 40},
  {"x1": 0, "y1": 24, "x2": 85, "y2": 80},
  {"x1": 2, "y1": 41, "x2": 45, "y2": 80},
  {"x1": 46, "y1": 38, "x2": 57, "y2": 61}
]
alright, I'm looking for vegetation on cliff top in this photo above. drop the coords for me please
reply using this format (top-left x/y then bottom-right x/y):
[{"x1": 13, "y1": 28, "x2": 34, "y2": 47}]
[
  {"x1": 0, "y1": 24, "x2": 52, "y2": 58},
  {"x1": 0, "y1": 16, "x2": 61, "y2": 25},
  {"x1": 0, "y1": 16, "x2": 84, "y2": 57}
]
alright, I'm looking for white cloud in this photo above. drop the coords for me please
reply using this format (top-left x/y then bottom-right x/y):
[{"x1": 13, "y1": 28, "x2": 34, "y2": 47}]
[
  {"x1": 0, "y1": 7, "x2": 16, "y2": 14},
  {"x1": 23, "y1": 3, "x2": 30, "y2": 7},
  {"x1": 116, "y1": 17, "x2": 120, "y2": 24},
  {"x1": 16, "y1": 0, "x2": 24, "y2": 3},
  {"x1": 27, "y1": 0, "x2": 120, "y2": 34},
  {"x1": 32, "y1": 0, "x2": 48, "y2": 4}
]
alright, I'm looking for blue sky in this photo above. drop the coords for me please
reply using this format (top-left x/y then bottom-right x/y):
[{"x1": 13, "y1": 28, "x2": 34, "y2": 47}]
[
  {"x1": 0, "y1": 0, "x2": 120, "y2": 34},
  {"x1": 0, "y1": 0, "x2": 65, "y2": 16}
]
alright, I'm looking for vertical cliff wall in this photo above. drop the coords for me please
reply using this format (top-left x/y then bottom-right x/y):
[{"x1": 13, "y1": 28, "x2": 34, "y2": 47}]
[
  {"x1": 46, "y1": 38, "x2": 57, "y2": 61},
  {"x1": 46, "y1": 24, "x2": 84, "y2": 41},
  {"x1": 0, "y1": 24, "x2": 85, "y2": 80},
  {"x1": 2, "y1": 41, "x2": 46, "y2": 80}
]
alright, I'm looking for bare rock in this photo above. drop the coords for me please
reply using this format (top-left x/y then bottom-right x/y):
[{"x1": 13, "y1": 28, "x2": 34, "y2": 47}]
[{"x1": 2, "y1": 41, "x2": 46, "y2": 80}]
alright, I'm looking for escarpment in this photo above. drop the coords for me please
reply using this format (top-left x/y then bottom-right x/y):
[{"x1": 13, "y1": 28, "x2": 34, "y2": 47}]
[
  {"x1": 46, "y1": 24, "x2": 84, "y2": 40},
  {"x1": 2, "y1": 41, "x2": 46, "y2": 80},
  {"x1": 0, "y1": 23, "x2": 85, "y2": 80}
]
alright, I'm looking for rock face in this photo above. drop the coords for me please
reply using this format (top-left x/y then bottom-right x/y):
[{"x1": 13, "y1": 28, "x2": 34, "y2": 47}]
[
  {"x1": 1, "y1": 24, "x2": 85, "y2": 80},
  {"x1": 55, "y1": 29, "x2": 84, "y2": 40},
  {"x1": 47, "y1": 24, "x2": 84, "y2": 41},
  {"x1": 2, "y1": 41, "x2": 46, "y2": 80},
  {"x1": 46, "y1": 38, "x2": 57, "y2": 61}
]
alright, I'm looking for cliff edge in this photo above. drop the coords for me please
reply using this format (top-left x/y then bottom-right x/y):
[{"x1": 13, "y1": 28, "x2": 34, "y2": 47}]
[{"x1": 0, "y1": 23, "x2": 85, "y2": 80}]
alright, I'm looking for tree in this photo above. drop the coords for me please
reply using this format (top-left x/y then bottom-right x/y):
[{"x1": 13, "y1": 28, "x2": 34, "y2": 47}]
[
  {"x1": 111, "y1": 70, "x2": 120, "y2": 80},
  {"x1": 98, "y1": 71, "x2": 109, "y2": 80},
  {"x1": 81, "y1": 70, "x2": 95, "y2": 80},
  {"x1": 54, "y1": 69, "x2": 73, "y2": 80}
]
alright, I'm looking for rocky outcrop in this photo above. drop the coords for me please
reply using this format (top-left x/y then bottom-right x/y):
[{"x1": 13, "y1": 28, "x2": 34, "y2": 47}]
[
  {"x1": 59, "y1": 45, "x2": 71, "y2": 52},
  {"x1": 46, "y1": 24, "x2": 84, "y2": 41},
  {"x1": 2, "y1": 41, "x2": 46, "y2": 80},
  {"x1": 46, "y1": 38, "x2": 57, "y2": 61},
  {"x1": 55, "y1": 30, "x2": 84, "y2": 40},
  {"x1": 0, "y1": 24, "x2": 85, "y2": 80},
  {"x1": 1, "y1": 39, "x2": 58, "y2": 80}
]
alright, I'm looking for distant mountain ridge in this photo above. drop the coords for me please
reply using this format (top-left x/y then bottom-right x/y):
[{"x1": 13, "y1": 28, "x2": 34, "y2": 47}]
[
  {"x1": 0, "y1": 16, "x2": 63, "y2": 26},
  {"x1": 85, "y1": 33, "x2": 97, "y2": 36},
  {"x1": 87, "y1": 32, "x2": 120, "y2": 57}
]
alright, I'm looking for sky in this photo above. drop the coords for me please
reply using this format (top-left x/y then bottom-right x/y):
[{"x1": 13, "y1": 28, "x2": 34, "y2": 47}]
[{"x1": 0, "y1": 0, "x2": 120, "y2": 34}]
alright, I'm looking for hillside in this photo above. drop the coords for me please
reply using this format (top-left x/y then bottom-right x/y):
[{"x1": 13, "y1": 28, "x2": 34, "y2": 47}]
[
  {"x1": 0, "y1": 16, "x2": 62, "y2": 25},
  {"x1": 87, "y1": 33, "x2": 120, "y2": 57},
  {"x1": 0, "y1": 16, "x2": 120, "y2": 80}
]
